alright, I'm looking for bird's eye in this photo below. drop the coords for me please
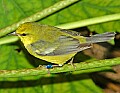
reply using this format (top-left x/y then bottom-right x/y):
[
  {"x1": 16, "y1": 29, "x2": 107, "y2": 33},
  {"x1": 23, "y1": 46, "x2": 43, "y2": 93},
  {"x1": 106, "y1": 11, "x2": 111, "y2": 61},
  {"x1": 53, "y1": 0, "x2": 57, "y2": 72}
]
[{"x1": 21, "y1": 33, "x2": 27, "y2": 36}]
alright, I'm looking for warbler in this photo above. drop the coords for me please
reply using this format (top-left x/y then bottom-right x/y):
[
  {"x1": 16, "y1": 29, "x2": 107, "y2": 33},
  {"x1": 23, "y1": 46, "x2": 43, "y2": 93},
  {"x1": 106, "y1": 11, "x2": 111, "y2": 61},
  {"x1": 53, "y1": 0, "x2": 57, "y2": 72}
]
[{"x1": 15, "y1": 22, "x2": 115, "y2": 66}]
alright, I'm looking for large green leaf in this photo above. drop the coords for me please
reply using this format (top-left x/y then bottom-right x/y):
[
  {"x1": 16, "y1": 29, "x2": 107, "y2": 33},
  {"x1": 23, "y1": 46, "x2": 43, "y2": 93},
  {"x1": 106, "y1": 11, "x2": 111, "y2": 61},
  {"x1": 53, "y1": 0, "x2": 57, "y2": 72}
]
[
  {"x1": 0, "y1": 0, "x2": 120, "y2": 32},
  {"x1": 0, "y1": 0, "x2": 120, "y2": 93}
]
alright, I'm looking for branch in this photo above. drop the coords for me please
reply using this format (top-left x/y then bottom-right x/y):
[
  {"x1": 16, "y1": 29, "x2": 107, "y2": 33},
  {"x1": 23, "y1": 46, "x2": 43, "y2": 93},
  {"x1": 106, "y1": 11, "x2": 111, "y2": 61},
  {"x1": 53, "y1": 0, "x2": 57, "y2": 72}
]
[{"x1": 0, "y1": 58, "x2": 120, "y2": 78}]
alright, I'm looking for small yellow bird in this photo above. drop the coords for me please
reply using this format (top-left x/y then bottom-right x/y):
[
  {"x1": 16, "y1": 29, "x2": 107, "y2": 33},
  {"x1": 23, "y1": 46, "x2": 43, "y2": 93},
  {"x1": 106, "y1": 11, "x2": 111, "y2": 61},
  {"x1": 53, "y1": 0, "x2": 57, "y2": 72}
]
[{"x1": 15, "y1": 22, "x2": 115, "y2": 66}]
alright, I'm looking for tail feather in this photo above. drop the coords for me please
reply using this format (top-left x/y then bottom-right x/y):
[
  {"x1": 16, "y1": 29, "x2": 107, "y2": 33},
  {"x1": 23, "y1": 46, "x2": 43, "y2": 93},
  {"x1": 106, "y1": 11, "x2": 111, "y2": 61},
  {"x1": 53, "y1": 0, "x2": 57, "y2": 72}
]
[{"x1": 86, "y1": 32, "x2": 115, "y2": 43}]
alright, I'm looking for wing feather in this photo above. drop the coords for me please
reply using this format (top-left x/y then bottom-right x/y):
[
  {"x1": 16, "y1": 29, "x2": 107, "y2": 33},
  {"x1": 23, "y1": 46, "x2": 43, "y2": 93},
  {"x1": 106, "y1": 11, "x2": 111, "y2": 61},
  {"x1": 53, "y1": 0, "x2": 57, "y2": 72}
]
[{"x1": 30, "y1": 35, "x2": 91, "y2": 56}]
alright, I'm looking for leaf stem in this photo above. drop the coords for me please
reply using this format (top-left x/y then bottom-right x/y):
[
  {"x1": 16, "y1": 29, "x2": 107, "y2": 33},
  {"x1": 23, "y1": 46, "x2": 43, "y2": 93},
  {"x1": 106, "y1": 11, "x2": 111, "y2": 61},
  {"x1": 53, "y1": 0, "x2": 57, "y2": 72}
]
[
  {"x1": 0, "y1": 58, "x2": 120, "y2": 78},
  {"x1": 56, "y1": 13, "x2": 120, "y2": 29},
  {"x1": 0, "y1": 36, "x2": 19, "y2": 45}
]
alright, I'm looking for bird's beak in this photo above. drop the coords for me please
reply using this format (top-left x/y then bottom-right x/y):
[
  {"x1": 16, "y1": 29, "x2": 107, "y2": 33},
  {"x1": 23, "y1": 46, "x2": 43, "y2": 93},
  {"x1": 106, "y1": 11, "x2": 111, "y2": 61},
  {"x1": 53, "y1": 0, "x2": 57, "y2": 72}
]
[{"x1": 9, "y1": 32, "x2": 18, "y2": 36}]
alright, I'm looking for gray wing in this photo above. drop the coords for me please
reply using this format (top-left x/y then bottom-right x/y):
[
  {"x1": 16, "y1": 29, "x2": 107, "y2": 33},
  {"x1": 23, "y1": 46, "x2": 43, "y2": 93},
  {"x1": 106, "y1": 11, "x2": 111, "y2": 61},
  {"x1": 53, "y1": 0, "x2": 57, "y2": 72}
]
[
  {"x1": 60, "y1": 29, "x2": 80, "y2": 36},
  {"x1": 30, "y1": 36, "x2": 91, "y2": 56}
]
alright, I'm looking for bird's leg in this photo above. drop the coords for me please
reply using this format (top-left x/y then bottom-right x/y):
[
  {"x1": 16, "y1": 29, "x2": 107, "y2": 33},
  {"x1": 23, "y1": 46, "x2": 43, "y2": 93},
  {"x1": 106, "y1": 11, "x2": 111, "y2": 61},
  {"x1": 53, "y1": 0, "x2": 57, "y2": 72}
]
[{"x1": 69, "y1": 57, "x2": 76, "y2": 70}]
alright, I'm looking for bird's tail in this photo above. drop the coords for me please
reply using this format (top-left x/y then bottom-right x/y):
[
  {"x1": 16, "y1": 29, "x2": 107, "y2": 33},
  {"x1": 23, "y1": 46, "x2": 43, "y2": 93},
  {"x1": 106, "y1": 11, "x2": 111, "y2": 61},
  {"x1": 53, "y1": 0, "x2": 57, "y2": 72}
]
[{"x1": 86, "y1": 32, "x2": 115, "y2": 43}]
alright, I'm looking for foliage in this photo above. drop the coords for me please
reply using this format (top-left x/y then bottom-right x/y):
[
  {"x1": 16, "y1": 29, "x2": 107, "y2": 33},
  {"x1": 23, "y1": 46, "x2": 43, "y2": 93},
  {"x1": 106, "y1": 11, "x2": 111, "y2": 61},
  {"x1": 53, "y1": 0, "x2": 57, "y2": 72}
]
[{"x1": 0, "y1": 0, "x2": 120, "y2": 93}]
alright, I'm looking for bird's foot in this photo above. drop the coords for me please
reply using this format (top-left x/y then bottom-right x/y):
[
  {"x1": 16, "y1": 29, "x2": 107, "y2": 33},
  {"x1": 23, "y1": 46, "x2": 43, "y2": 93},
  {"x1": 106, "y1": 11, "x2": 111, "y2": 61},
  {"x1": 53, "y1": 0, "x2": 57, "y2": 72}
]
[{"x1": 68, "y1": 57, "x2": 76, "y2": 70}]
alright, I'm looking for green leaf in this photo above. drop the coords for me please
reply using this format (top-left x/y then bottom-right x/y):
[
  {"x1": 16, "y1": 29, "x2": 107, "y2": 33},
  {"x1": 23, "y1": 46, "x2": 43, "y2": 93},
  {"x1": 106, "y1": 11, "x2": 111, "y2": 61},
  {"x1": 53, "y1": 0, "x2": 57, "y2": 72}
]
[
  {"x1": 0, "y1": 0, "x2": 120, "y2": 93},
  {"x1": 0, "y1": 44, "x2": 33, "y2": 70},
  {"x1": 40, "y1": 74, "x2": 103, "y2": 93},
  {"x1": 1, "y1": 0, "x2": 120, "y2": 32},
  {"x1": 40, "y1": 0, "x2": 120, "y2": 33}
]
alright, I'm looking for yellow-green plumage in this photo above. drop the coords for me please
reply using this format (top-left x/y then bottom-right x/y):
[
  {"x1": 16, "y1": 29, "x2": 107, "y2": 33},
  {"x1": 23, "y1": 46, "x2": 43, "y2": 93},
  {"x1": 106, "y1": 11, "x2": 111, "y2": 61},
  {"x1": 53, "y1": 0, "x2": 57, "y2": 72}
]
[{"x1": 16, "y1": 22, "x2": 115, "y2": 66}]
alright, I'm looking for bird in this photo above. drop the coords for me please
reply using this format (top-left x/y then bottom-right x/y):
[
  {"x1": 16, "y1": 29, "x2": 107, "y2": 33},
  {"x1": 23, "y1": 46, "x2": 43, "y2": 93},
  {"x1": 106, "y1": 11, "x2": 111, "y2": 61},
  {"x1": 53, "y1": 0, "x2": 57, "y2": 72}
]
[{"x1": 15, "y1": 22, "x2": 115, "y2": 66}]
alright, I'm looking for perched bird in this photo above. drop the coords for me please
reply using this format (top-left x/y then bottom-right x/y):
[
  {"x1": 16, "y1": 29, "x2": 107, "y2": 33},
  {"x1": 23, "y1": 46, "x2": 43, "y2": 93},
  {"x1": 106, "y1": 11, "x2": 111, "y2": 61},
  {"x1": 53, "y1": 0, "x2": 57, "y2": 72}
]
[{"x1": 15, "y1": 22, "x2": 115, "y2": 66}]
